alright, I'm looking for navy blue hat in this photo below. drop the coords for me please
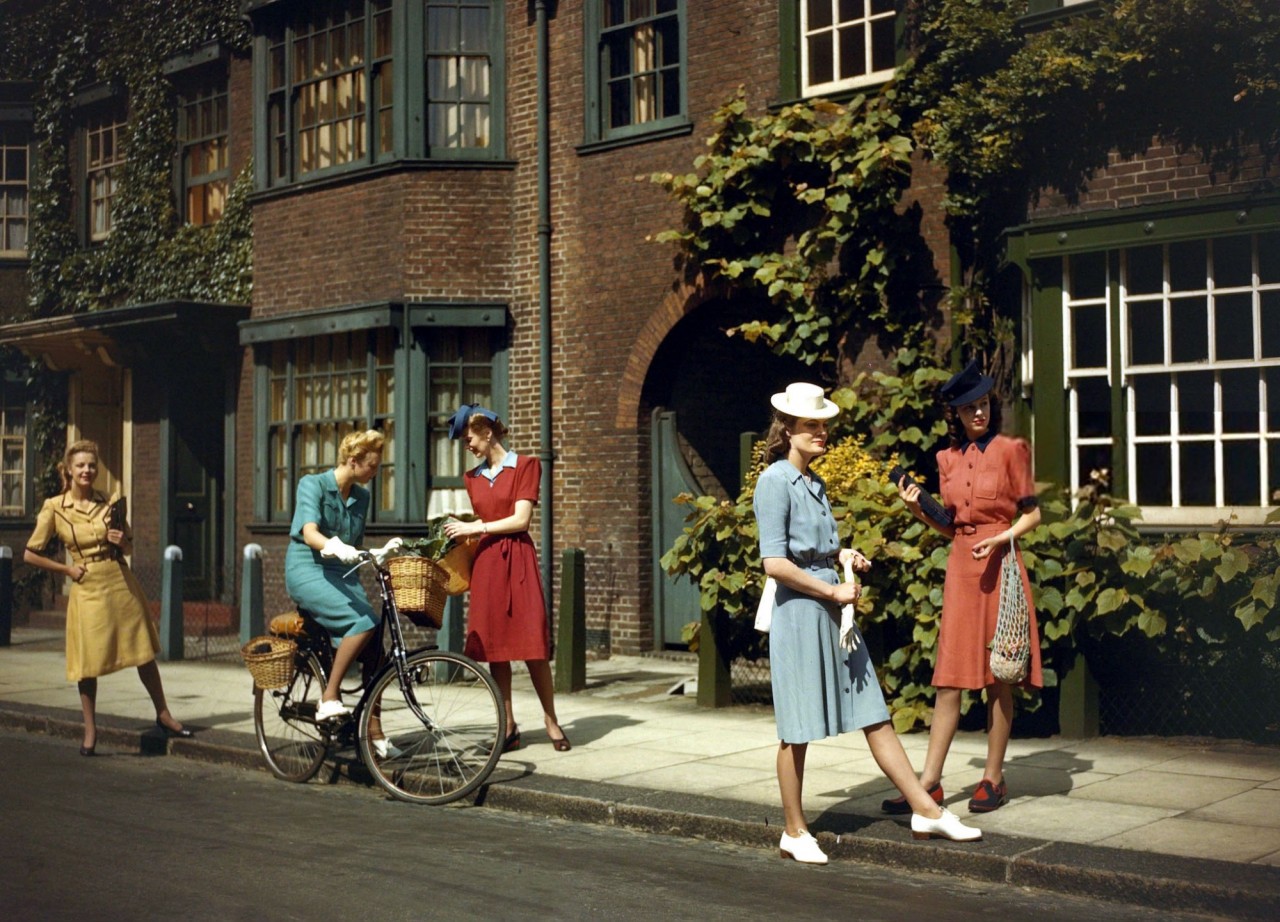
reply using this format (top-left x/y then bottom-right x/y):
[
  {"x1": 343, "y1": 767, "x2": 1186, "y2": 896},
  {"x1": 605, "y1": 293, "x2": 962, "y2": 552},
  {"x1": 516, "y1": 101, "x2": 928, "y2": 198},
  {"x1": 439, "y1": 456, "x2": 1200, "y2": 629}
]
[
  {"x1": 447, "y1": 404, "x2": 499, "y2": 439},
  {"x1": 940, "y1": 360, "x2": 995, "y2": 407}
]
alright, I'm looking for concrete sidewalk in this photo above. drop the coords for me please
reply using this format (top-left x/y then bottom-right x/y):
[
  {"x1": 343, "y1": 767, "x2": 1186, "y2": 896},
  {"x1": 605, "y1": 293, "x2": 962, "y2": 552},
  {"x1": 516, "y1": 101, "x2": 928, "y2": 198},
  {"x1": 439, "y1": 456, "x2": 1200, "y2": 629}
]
[{"x1": 2, "y1": 626, "x2": 1278, "y2": 918}]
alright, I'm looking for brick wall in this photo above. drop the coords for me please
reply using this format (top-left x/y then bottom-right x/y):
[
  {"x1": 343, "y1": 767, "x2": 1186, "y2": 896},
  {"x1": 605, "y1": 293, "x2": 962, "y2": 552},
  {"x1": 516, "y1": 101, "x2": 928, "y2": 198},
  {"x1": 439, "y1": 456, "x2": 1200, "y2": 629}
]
[{"x1": 1031, "y1": 140, "x2": 1275, "y2": 219}]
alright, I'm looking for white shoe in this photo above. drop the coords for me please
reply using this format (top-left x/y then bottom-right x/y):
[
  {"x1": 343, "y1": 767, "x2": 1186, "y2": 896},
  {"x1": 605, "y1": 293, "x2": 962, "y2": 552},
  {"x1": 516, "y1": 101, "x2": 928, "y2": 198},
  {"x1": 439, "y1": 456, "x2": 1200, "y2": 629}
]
[
  {"x1": 779, "y1": 830, "x2": 828, "y2": 865},
  {"x1": 315, "y1": 698, "x2": 350, "y2": 721},
  {"x1": 911, "y1": 807, "x2": 982, "y2": 842},
  {"x1": 371, "y1": 737, "x2": 403, "y2": 760}
]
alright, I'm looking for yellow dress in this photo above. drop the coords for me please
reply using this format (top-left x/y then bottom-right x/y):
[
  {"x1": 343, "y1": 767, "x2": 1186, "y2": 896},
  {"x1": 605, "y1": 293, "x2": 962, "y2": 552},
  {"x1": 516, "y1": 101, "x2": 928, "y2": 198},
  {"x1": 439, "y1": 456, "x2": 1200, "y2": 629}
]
[{"x1": 26, "y1": 491, "x2": 159, "y2": 681}]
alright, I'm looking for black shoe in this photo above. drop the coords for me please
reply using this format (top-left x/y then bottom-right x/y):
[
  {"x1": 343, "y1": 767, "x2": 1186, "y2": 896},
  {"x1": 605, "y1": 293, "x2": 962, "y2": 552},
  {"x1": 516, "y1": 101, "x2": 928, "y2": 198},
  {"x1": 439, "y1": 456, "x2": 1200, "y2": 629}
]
[
  {"x1": 502, "y1": 727, "x2": 521, "y2": 753},
  {"x1": 79, "y1": 745, "x2": 96, "y2": 757},
  {"x1": 881, "y1": 781, "x2": 943, "y2": 815},
  {"x1": 156, "y1": 719, "x2": 194, "y2": 739}
]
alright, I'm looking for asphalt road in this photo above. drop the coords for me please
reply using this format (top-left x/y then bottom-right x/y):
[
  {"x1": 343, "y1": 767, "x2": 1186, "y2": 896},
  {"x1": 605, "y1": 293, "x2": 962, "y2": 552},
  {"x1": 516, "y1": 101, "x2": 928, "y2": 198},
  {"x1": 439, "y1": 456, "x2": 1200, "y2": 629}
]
[{"x1": 0, "y1": 730, "x2": 1229, "y2": 922}]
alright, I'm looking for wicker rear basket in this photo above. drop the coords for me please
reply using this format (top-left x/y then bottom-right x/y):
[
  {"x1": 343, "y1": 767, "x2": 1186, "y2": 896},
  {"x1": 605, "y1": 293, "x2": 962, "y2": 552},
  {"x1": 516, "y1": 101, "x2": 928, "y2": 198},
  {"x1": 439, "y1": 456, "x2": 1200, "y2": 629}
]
[
  {"x1": 388, "y1": 555, "x2": 448, "y2": 629},
  {"x1": 240, "y1": 635, "x2": 298, "y2": 690}
]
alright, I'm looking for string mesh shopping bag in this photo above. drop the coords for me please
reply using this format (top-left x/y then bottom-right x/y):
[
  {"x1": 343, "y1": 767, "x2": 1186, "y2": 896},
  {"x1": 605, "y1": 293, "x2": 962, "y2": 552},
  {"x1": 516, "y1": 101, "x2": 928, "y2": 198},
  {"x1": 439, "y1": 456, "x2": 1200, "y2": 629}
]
[{"x1": 990, "y1": 535, "x2": 1031, "y2": 684}]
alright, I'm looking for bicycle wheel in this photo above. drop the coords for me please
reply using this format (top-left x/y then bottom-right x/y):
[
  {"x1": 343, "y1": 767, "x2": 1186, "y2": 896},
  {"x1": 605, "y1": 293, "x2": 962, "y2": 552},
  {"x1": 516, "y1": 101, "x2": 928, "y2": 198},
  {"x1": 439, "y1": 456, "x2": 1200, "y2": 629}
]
[
  {"x1": 254, "y1": 651, "x2": 329, "y2": 782},
  {"x1": 359, "y1": 650, "x2": 504, "y2": 805}
]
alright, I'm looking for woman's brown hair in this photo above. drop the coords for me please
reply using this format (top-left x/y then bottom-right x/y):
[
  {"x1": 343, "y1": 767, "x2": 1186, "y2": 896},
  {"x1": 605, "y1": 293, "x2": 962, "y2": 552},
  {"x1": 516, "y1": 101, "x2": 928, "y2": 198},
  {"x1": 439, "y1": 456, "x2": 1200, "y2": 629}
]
[
  {"x1": 468, "y1": 413, "x2": 509, "y2": 444},
  {"x1": 764, "y1": 412, "x2": 798, "y2": 463},
  {"x1": 58, "y1": 439, "x2": 99, "y2": 493}
]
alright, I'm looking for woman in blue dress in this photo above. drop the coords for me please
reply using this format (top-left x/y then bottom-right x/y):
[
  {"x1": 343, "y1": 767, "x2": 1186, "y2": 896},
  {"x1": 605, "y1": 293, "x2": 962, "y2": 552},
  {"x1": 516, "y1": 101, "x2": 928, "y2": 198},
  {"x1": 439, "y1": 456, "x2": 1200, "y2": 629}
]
[
  {"x1": 754, "y1": 384, "x2": 980, "y2": 864},
  {"x1": 284, "y1": 429, "x2": 384, "y2": 722}
]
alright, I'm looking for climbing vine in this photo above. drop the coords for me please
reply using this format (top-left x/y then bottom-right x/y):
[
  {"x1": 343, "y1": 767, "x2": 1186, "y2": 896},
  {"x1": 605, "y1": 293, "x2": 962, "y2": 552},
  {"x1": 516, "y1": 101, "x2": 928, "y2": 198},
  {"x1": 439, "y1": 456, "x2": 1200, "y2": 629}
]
[{"x1": 1, "y1": 1, "x2": 252, "y2": 592}]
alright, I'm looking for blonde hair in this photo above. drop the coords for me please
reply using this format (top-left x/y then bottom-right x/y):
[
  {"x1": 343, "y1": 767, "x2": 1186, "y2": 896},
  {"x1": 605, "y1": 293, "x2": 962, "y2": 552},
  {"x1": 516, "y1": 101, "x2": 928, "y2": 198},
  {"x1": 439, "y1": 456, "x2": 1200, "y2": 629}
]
[
  {"x1": 58, "y1": 439, "x2": 100, "y2": 493},
  {"x1": 338, "y1": 429, "x2": 385, "y2": 464}
]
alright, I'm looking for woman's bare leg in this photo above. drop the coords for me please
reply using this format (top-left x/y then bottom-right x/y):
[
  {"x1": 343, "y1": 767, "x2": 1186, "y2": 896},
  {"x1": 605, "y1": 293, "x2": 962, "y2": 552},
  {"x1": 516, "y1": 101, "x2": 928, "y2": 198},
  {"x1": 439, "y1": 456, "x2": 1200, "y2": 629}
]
[
  {"x1": 865, "y1": 721, "x2": 944, "y2": 818},
  {"x1": 920, "y1": 687, "x2": 961, "y2": 789},
  {"x1": 324, "y1": 630, "x2": 372, "y2": 702},
  {"x1": 525, "y1": 659, "x2": 566, "y2": 739},
  {"x1": 983, "y1": 682, "x2": 1014, "y2": 783},
  {"x1": 137, "y1": 660, "x2": 184, "y2": 732},
  {"x1": 78, "y1": 677, "x2": 97, "y2": 749},
  {"x1": 778, "y1": 741, "x2": 809, "y2": 836},
  {"x1": 489, "y1": 661, "x2": 515, "y2": 736}
]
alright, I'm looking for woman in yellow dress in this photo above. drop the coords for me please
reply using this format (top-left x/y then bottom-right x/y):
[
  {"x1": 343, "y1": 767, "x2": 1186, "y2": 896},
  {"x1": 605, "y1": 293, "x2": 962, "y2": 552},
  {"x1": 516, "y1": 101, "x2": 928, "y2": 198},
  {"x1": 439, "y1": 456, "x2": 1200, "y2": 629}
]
[{"x1": 23, "y1": 439, "x2": 191, "y2": 755}]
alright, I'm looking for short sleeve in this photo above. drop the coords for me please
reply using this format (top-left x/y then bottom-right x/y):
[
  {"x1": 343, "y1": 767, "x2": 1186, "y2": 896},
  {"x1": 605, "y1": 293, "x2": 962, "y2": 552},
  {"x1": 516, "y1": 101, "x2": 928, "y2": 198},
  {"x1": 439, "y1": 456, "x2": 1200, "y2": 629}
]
[
  {"x1": 1008, "y1": 438, "x2": 1037, "y2": 508},
  {"x1": 25, "y1": 499, "x2": 57, "y2": 552},
  {"x1": 753, "y1": 467, "x2": 791, "y2": 560},
  {"x1": 289, "y1": 475, "x2": 323, "y2": 542},
  {"x1": 514, "y1": 456, "x2": 542, "y2": 504}
]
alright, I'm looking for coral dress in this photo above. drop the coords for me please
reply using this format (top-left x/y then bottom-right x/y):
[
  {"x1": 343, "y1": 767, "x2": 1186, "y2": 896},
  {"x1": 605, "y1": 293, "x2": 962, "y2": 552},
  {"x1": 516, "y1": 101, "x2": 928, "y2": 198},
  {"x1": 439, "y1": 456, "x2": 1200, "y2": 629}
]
[
  {"x1": 463, "y1": 453, "x2": 550, "y2": 663},
  {"x1": 26, "y1": 492, "x2": 159, "y2": 682},
  {"x1": 935, "y1": 433, "x2": 1043, "y2": 689}
]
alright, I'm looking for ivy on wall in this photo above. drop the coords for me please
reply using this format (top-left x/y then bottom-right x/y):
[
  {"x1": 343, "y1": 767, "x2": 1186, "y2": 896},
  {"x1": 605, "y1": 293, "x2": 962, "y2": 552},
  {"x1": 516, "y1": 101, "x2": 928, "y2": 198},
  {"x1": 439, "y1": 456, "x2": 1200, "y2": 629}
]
[
  {"x1": 654, "y1": 0, "x2": 1280, "y2": 724},
  {"x1": 1, "y1": 0, "x2": 252, "y2": 489}
]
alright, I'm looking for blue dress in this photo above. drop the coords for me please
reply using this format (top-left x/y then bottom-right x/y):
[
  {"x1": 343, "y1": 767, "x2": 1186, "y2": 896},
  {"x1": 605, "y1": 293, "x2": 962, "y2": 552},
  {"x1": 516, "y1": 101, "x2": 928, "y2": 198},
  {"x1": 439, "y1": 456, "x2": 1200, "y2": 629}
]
[
  {"x1": 284, "y1": 471, "x2": 377, "y2": 644},
  {"x1": 753, "y1": 459, "x2": 889, "y2": 744}
]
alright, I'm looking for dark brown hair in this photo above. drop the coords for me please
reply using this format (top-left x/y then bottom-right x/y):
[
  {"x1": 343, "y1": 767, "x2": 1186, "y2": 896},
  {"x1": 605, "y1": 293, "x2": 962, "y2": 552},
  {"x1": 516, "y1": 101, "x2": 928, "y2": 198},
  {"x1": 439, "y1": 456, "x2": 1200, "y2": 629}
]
[{"x1": 945, "y1": 394, "x2": 1003, "y2": 448}]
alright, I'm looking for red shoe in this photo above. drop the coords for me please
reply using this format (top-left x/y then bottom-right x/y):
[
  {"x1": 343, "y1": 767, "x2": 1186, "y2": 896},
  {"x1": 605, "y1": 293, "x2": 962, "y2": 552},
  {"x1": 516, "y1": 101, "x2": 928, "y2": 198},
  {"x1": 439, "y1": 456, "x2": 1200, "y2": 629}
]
[
  {"x1": 881, "y1": 781, "x2": 943, "y2": 815},
  {"x1": 968, "y1": 778, "x2": 1008, "y2": 812}
]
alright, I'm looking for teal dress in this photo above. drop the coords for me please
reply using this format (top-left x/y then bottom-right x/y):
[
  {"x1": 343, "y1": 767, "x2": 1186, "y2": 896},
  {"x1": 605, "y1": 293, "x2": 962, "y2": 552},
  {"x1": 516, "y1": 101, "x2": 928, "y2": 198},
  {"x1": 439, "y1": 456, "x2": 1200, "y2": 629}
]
[
  {"x1": 753, "y1": 459, "x2": 889, "y2": 744},
  {"x1": 284, "y1": 471, "x2": 377, "y2": 644}
]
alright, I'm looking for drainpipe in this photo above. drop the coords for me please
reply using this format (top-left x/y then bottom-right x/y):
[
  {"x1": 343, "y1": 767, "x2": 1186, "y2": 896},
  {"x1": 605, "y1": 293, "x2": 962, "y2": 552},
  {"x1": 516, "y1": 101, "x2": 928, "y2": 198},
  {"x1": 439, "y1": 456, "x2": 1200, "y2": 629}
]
[{"x1": 534, "y1": 0, "x2": 554, "y2": 611}]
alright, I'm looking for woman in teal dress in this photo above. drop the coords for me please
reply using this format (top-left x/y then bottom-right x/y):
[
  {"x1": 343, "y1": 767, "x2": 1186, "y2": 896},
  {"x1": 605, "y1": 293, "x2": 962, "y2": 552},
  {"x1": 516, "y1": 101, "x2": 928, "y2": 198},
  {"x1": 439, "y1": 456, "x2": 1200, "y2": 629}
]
[
  {"x1": 754, "y1": 383, "x2": 980, "y2": 864},
  {"x1": 284, "y1": 429, "x2": 384, "y2": 722}
]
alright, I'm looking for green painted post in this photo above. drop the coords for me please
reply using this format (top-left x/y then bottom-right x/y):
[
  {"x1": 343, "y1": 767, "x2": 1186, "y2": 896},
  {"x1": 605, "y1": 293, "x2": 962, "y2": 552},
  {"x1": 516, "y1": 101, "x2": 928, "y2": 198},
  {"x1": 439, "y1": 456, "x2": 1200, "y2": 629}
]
[
  {"x1": 159, "y1": 546, "x2": 184, "y2": 661},
  {"x1": 739, "y1": 431, "x2": 759, "y2": 492},
  {"x1": 1059, "y1": 655, "x2": 1100, "y2": 738},
  {"x1": 555, "y1": 547, "x2": 585, "y2": 693},
  {"x1": 0, "y1": 545, "x2": 13, "y2": 647},
  {"x1": 240, "y1": 543, "x2": 265, "y2": 644},
  {"x1": 696, "y1": 610, "x2": 731, "y2": 708}
]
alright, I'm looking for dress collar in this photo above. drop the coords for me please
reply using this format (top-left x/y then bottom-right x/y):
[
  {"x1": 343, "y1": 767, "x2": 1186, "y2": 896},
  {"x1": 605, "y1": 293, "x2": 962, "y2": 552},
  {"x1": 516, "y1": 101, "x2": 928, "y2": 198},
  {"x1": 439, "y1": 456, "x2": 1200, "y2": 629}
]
[
  {"x1": 959, "y1": 430, "x2": 998, "y2": 453},
  {"x1": 477, "y1": 450, "x2": 518, "y2": 482}
]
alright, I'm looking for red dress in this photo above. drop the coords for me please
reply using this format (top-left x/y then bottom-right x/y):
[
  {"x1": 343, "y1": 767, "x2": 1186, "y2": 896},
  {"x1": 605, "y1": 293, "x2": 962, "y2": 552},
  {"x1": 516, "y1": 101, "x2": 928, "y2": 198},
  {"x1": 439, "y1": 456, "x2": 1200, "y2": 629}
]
[
  {"x1": 934, "y1": 434, "x2": 1043, "y2": 690},
  {"x1": 462, "y1": 454, "x2": 550, "y2": 663}
]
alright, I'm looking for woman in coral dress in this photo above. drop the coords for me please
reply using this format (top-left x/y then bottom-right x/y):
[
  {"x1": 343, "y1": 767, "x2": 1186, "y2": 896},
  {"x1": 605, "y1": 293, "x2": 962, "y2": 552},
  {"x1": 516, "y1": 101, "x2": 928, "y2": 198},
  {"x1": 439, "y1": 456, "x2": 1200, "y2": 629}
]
[
  {"x1": 23, "y1": 439, "x2": 191, "y2": 755},
  {"x1": 443, "y1": 405, "x2": 570, "y2": 753},
  {"x1": 892, "y1": 361, "x2": 1043, "y2": 815}
]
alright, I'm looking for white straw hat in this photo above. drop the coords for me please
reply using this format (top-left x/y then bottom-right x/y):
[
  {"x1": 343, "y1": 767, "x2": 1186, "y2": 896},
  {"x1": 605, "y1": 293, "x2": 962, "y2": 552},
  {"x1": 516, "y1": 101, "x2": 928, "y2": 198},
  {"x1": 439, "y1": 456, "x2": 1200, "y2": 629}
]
[{"x1": 770, "y1": 382, "x2": 839, "y2": 420}]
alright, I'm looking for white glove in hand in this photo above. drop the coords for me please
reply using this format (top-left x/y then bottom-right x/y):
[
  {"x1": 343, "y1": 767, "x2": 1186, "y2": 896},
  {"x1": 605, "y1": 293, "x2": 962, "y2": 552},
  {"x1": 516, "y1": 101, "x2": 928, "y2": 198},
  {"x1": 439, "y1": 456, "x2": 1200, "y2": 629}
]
[
  {"x1": 321, "y1": 535, "x2": 361, "y2": 565},
  {"x1": 839, "y1": 558, "x2": 860, "y2": 653},
  {"x1": 369, "y1": 537, "x2": 404, "y2": 565}
]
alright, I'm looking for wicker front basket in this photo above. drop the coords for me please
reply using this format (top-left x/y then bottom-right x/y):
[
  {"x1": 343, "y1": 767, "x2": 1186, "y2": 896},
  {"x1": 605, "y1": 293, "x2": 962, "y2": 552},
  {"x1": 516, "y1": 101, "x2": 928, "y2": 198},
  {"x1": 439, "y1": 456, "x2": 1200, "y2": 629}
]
[
  {"x1": 388, "y1": 555, "x2": 448, "y2": 629},
  {"x1": 240, "y1": 635, "x2": 297, "y2": 690}
]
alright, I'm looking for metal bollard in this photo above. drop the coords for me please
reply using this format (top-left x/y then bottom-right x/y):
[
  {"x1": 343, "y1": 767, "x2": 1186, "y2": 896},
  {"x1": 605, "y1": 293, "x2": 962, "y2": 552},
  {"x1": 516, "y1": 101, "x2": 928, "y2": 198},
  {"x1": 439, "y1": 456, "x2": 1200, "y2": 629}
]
[
  {"x1": 554, "y1": 547, "x2": 585, "y2": 693},
  {"x1": 0, "y1": 545, "x2": 12, "y2": 647},
  {"x1": 240, "y1": 544, "x2": 265, "y2": 644},
  {"x1": 159, "y1": 545, "x2": 184, "y2": 661}
]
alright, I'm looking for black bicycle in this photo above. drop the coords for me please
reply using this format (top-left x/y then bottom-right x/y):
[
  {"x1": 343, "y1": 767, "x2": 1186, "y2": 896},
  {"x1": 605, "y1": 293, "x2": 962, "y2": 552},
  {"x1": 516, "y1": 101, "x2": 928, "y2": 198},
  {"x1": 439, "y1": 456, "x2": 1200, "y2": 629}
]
[{"x1": 252, "y1": 547, "x2": 505, "y2": 805}]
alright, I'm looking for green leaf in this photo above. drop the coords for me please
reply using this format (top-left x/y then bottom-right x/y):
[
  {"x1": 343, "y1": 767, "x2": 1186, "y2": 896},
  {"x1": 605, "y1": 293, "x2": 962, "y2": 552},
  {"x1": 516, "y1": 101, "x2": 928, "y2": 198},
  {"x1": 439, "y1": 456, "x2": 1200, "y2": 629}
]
[{"x1": 1095, "y1": 587, "x2": 1128, "y2": 615}]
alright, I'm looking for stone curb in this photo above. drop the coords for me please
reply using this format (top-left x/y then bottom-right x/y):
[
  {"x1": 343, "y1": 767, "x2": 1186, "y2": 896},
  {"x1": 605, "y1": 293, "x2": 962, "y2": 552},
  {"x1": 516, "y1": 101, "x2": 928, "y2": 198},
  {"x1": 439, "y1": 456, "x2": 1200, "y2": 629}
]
[{"x1": 3, "y1": 706, "x2": 1278, "y2": 919}]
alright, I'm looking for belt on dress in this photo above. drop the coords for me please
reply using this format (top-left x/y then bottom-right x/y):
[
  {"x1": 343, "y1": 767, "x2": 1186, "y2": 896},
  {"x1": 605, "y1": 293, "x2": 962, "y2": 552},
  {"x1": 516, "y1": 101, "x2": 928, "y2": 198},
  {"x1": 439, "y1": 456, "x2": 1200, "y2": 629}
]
[
  {"x1": 75, "y1": 551, "x2": 115, "y2": 564},
  {"x1": 955, "y1": 523, "x2": 1009, "y2": 536},
  {"x1": 792, "y1": 554, "x2": 836, "y2": 570}
]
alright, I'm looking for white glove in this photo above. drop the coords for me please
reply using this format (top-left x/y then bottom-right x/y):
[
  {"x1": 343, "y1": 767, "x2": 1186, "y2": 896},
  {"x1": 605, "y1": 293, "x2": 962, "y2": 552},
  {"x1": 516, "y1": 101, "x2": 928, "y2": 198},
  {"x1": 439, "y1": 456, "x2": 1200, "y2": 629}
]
[
  {"x1": 839, "y1": 558, "x2": 860, "y2": 653},
  {"x1": 369, "y1": 537, "x2": 404, "y2": 565},
  {"x1": 321, "y1": 535, "x2": 361, "y2": 565}
]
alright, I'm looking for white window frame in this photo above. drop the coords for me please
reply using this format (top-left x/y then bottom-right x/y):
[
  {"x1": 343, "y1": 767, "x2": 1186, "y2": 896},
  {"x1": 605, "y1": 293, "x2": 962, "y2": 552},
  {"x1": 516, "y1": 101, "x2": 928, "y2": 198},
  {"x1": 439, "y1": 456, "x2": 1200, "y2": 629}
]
[
  {"x1": 800, "y1": 0, "x2": 897, "y2": 97},
  {"x1": 1061, "y1": 232, "x2": 1280, "y2": 527}
]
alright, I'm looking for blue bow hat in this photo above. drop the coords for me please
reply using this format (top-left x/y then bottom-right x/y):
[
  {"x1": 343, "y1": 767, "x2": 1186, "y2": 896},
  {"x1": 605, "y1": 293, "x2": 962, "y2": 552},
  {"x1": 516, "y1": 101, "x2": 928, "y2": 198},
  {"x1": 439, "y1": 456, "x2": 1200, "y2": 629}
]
[
  {"x1": 940, "y1": 360, "x2": 995, "y2": 407},
  {"x1": 447, "y1": 403, "x2": 499, "y2": 439}
]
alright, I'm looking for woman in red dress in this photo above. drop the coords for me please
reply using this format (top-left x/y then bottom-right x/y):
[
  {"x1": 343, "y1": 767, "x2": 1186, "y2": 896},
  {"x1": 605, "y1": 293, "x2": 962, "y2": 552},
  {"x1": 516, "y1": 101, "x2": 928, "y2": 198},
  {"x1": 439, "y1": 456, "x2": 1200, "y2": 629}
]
[
  {"x1": 443, "y1": 405, "x2": 570, "y2": 753},
  {"x1": 889, "y1": 361, "x2": 1042, "y2": 814}
]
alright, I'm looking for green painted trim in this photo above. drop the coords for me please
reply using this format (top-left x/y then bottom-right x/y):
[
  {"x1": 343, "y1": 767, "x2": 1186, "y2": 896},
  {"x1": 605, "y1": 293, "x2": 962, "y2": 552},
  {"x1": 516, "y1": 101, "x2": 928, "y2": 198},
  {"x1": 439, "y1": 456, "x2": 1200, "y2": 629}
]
[
  {"x1": 239, "y1": 302, "x2": 403, "y2": 344},
  {"x1": 778, "y1": 1, "x2": 799, "y2": 101},
  {"x1": 1008, "y1": 196, "x2": 1280, "y2": 260},
  {"x1": 1029, "y1": 258, "x2": 1068, "y2": 489},
  {"x1": 574, "y1": 120, "x2": 693, "y2": 156},
  {"x1": 582, "y1": 0, "x2": 687, "y2": 145},
  {"x1": 1107, "y1": 250, "x2": 1127, "y2": 499},
  {"x1": 406, "y1": 302, "x2": 508, "y2": 327},
  {"x1": 251, "y1": 358, "x2": 270, "y2": 522}
]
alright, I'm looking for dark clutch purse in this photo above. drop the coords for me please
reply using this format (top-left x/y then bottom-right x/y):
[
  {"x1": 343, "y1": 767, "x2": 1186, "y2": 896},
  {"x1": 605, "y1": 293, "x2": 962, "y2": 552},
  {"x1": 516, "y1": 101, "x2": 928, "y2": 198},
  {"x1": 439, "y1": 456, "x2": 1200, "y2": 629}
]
[
  {"x1": 108, "y1": 496, "x2": 128, "y2": 531},
  {"x1": 888, "y1": 465, "x2": 954, "y2": 529}
]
